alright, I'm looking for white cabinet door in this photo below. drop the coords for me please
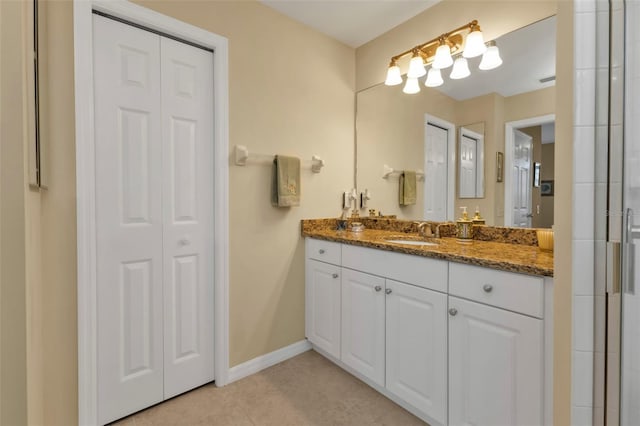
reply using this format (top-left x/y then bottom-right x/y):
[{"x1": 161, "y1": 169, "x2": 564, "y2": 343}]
[
  {"x1": 305, "y1": 260, "x2": 341, "y2": 359},
  {"x1": 341, "y1": 269, "x2": 386, "y2": 387},
  {"x1": 94, "y1": 15, "x2": 165, "y2": 424},
  {"x1": 448, "y1": 296, "x2": 543, "y2": 426},
  {"x1": 386, "y1": 280, "x2": 448, "y2": 426},
  {"x1": 161, "y1": 37, "x2": 214, "y2": 400}
]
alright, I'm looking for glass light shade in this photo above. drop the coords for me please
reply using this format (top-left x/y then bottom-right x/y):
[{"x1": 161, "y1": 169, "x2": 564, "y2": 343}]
[
  {"x1": 479, "y1": 45, "x2": 503, "y2": 70},
  {"x1": 402, "y1": 77, "x2": 421, "y2": 94},
  {"x1": 462, "y1": 29, "x2": 487, "y2": 58},
  {"x1": 450, "y1": 57, "x2": 470, "y2": 79},
  {"x1": 432, "y1": 44, "x2": 453, "y2": 69},
  {"x1": 425, "y1": 67, "x2": 443, "y2": 87},
  {"x1": 384, "y1": 64, "x2": 403, "y2": 86},
  {"x1": 407, "y1": 55, "x2": 427, "y2": 78}
]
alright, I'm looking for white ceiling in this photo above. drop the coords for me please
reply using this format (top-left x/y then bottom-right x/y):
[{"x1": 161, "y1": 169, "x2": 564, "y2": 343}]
[{"x1": 260, "y1": 0, "x2": 440, "y2": 48}]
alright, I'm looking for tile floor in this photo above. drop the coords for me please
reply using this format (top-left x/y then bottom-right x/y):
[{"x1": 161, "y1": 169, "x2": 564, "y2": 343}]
[{"x1": 111, "y1": 350, "x2": 426, "y2": 425}]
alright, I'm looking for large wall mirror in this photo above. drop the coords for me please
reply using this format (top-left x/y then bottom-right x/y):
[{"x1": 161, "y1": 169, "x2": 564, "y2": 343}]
[{"x1": 355, "y1": 14, "x2": 556, "y2": 228}]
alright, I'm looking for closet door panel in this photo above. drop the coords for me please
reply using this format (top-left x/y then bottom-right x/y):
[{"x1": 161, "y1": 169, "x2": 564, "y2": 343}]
[
  {"x1": 161, "y1": 37, "x2": 215, "y2": 399},
  {"x1": 94, "y1": 14, "x2": 164, "y2": 425}
]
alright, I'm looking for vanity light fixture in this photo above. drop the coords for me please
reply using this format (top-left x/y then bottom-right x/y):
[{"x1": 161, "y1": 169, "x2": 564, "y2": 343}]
[
  {"x1": 425, "y1": 67, "x2": 443, "y2": 87},
  {"x1": 407, "y1": 50, "x2": 427, "y2": 78},
  {"x1": 479, "y1": 40, "x2": 503, "y2": 70},
  {"x1": 384, "y1": 19, "x2": 502, "y2": 93},
  {"x1": 402, "y1": 77, "x2": 421, "y2": 94},
  {"x1": 450, "y1": 57, "x2": 470, "y2": 79}
]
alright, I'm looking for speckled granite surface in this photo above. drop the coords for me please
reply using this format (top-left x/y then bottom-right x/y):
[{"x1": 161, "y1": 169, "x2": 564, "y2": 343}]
[{"x1": 301, "y1": 219, "x2": 553, "y2": 277}]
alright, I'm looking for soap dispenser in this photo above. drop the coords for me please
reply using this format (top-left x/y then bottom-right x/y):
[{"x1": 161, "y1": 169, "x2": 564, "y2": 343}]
[
  {"x1": 456, "y1": 207, "x2": 474, "y2": 243},
  {"x1": 472, "y1": 206, "x2": 486, "y2": 226}
]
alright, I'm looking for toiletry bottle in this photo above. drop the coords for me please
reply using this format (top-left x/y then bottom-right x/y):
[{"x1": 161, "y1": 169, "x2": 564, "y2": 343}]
[
  {"x1": 472, "y1": 206, "x2": 486, "y2": 226},
  {"x1": 456, "y1": 207, "x2": 474, "y2": 243}
]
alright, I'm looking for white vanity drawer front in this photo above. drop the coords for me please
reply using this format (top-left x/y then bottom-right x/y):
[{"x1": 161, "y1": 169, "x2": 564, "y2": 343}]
[
  {"x1": 342, "y1": 244, "x2": 447, "y2": 293},
  {"x1": 306, "y1": 238, "x2": 342, "y2": 265},
  {"x1": 449, "y1": 263, "x2": 544, "y2": 318}
]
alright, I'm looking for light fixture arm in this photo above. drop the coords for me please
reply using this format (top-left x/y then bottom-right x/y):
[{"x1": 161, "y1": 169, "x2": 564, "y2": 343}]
[{"x1": 388, "y1": 20, "x2": 480, "y2": 65}]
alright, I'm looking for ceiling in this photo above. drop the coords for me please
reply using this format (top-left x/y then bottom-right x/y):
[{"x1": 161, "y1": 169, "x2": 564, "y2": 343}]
[{"x1": 260, "y1": 0, "x2": 440, "y2": 48}]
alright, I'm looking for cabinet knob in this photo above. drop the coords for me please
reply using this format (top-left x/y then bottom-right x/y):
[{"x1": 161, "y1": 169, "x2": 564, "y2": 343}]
[
  {"x1": 319, "y1": 249, "x2": 326, "y2": 254},
  {"x1": 332, "y1": 273, "x2": 339, "y2": 279},
  {"x1": 483, "y1": 284, "x2": 493, "y2": 293},
  {"x1": 385, "y1": 288, "x2": 392, "y2": 295},
  {"x1": 374, "y1": 285, "x2": 382, "y2": 292},
  {"x1": 448, "y1": 308, "x2": 458, "y2": 316}
]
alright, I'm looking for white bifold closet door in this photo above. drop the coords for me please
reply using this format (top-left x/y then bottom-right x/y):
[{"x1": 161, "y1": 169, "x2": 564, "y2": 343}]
[{"x1": 93, "y1": 14, "x2": 214, "y2": 425}]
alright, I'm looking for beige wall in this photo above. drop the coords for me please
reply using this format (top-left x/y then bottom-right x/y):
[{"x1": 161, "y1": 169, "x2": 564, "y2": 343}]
[
  {"x1": 24, "y1": 1, "x2": 356, "y2": 423},
  {"x1": 0, "y1": 1, "x2": 28, "y2": 424},
  {"x1": 356, "y1": 0, "x2": 557, "y2": 91},
  {"x1": 554, "y1": 1, "x2": 574, "y2": 424}
]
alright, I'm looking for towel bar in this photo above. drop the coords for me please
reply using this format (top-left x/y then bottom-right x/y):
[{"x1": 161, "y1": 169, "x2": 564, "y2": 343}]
[
  {"x1": 234, "y1": 145, "x2": 324, "y2": 173},
  {"x1": 382, "y1": 164, "x2": 424, "y2": 181}
]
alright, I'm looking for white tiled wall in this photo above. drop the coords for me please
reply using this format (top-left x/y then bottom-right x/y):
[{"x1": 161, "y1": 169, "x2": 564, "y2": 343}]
[{"x1": 572, "y1": 0, "x2": 603, "y2": 424}]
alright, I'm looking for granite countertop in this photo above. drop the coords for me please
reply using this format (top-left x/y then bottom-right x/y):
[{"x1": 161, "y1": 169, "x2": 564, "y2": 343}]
[{"x1": 302, "y1": 226, "x2": 554, "y2": 277}]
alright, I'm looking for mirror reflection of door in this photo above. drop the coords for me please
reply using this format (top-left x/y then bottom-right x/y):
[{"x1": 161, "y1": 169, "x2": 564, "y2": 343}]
[
  {"x1": 505, "y1": 119, "x2": 555, "y2": 228},
  {"x1": 458, "y1": 127, "x2": 484, "y2": 199},
  {"x1": 512, "y1": 129, "x2": 533, "y2": 227},
  {"x1": 424, "y1": 115, "x2": 455, "y2": 221}
]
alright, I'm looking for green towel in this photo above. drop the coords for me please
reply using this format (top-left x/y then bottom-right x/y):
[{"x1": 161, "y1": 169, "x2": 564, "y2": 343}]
[
  {"x1": 271, "y1": 155, "x2": 301, "y2": 207},
  {"x1": 399, "y1": 170, "x2": 417, "y2": 206}
]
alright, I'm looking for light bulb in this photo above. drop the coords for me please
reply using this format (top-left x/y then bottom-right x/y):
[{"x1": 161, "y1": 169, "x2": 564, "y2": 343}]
[
  {"x1": 425, "y1": 68, "x2": 443, "y2": 87},
  {"x1": 407, "y1": 54, "x2": 426, "y2": 78},
  {"x1": 450, "y1": 57, "x2": 470, "y2": 79},
  {"x1": 432, "y1": 44, "x2": 453, "y2": 69},
  {"x1": 463, "y1": 29, "x2": 487, "y2": 58},
  {"x1": 479, "y1": 44, "x2": 503, "y2": 70},
  {"x1": 402, "y1": 77, "x2": 420, "y2": 94},
  {"x1": 384, "y1": 63, "x2": 403, "y2": 86}
]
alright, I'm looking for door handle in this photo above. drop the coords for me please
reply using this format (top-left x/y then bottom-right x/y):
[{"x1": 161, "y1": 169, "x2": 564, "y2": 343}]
[
  {"x1": 526, "y1": 213, "x2": 534, "y2": 218},
  {"x1": 179, "y1": 237, "x2": 191, "y2": 246},
  {"x1": 623, "y1": 208, "x2": 636, "y2": 295}
]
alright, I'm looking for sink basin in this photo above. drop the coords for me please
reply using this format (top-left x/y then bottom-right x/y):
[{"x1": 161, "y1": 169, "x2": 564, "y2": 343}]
[{"x1": 385, "y1": 239, "x2": 438, "y2": 247}]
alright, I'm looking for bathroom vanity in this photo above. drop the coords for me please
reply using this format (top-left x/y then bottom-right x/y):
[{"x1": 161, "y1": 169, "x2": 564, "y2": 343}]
[{"x1": 302, "y1": 219, "x2": 553, "y2": 426}]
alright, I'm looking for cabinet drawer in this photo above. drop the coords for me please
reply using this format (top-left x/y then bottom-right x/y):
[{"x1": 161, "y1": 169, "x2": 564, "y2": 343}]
[
  {"x1": 306, "y1": 238, "x2": 342, "y2": 265},
  {"x1": 342, "y1": 244, "x2": 447, "y2": 293},
  {"x1": 449, "y1": 263, "x2": 544, "y2": 318}
]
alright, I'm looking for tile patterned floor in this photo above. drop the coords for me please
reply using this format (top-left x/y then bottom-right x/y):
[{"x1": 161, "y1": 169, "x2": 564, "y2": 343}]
[{"x1": 111, "y1": 350, "x2": 427, "y2": 425}]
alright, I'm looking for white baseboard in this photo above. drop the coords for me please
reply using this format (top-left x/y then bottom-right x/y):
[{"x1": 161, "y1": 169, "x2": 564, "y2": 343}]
[{"x1": 227, "y1": 339, "x2": 312, "y2": 384}]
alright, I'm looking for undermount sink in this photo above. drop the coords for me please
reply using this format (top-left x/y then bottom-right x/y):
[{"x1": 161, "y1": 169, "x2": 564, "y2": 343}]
[{"x1": 385, "y1": 239, "x2": 439, "y2": 246}]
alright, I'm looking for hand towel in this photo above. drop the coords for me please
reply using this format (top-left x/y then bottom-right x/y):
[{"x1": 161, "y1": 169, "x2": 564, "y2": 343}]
[
  {"x1": 399, "y1": 170, "x2": 417, "y2": 206},
  {"x1": 271, "y1": 155, "x2": 301, "y2": 207}
]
